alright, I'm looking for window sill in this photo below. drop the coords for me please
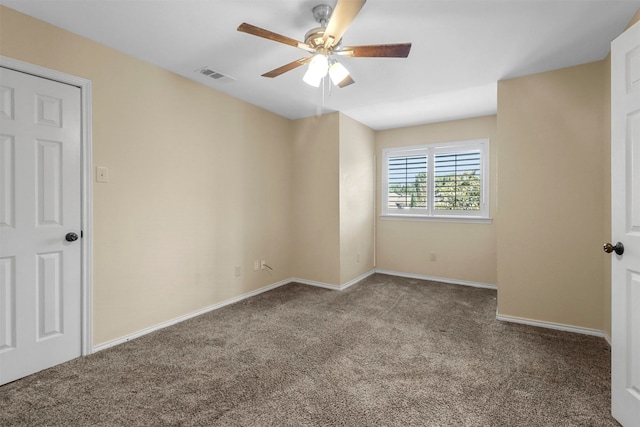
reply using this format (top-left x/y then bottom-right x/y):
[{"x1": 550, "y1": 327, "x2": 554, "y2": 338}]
[{"x1": 380, "y1": 215, "x2": 493, "y2": 224}]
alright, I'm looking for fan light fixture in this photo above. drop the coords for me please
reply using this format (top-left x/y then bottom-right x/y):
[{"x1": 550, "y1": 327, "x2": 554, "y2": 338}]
[
  {"x1": 303, "y1": 54, "x2": 329, "y2": 87},
  {"x1": 328, "y1": 61, "x2": 349, "y2": 85},
  {"x1": 303, "y1": 55, "x2": 350, "y2": 87}
]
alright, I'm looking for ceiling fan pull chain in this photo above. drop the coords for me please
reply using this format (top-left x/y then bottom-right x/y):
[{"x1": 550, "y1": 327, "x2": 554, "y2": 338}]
[{"x1": 322, "y1": 76, "x2": 326, "y2": 112}]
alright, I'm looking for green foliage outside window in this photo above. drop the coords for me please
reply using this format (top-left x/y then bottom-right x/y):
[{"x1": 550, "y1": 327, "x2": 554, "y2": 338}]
[
  {"x1": 435, "y1": 170, "x2": 480, "y2": 210},
  {"x1": 389, "y1": 170, "x2": 480, "y2": 210}
]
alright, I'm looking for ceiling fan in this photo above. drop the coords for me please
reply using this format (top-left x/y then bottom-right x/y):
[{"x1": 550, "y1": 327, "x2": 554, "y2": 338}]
[{"x1": 237, "y1": 0, "x2": 411, "y2": 88}]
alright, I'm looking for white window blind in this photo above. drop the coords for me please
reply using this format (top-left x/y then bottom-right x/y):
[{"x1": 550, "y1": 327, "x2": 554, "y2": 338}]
[
  {"x1": 387, "y1": 152, "x2": 427, "y2": 212},
  {"x1": 434, "y1": 150, "x2": 481, "y2": 211},
  {"x1": 382, "y1": 139, "x2": 489, "y2": 220}
]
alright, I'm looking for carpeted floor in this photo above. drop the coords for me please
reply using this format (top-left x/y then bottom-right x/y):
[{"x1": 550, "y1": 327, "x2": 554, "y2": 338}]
[{"x1": 0, "y1": 274, "x2": 618, "y2": 426}]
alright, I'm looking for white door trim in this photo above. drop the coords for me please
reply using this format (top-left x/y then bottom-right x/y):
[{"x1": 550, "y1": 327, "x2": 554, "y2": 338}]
[{"x1": 1, "y1": 56, "x2": 93, "y2": 356}]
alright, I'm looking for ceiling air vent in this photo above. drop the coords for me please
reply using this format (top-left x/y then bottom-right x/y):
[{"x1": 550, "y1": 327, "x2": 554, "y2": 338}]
[{"x1": 196, "y1": 67, "x2": 236, "y2": 83}]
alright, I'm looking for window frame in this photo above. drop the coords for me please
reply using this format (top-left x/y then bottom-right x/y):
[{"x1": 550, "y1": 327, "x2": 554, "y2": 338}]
[{"x1": 381, "y1": 138, "x2": 490, "y2": 222}]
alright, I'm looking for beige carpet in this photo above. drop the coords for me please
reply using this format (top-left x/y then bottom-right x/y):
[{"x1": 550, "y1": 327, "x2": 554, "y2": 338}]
[{"x1": 0, "y1": 274, "x2": 618, "y2": 426}]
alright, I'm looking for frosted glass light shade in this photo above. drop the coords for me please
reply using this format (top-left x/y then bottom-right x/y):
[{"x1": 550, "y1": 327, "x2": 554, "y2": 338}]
[
  {"x1": 309, "y1": 54, "x2": 328, "y2": 77},
  {"x1": 303, "y1": 54, "x2": 328, "y2": 87},
  {"x1": 329, "y1": 61, "x2": 349, "y2": 85},
  {"x1": 303, "y1": 67, "x2": 323, "y2": 87}
]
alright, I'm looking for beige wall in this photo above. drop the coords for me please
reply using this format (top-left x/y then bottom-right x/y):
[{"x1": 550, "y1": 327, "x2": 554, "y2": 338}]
[
  {"x1": 496, "y1": 61, "x2": 606, "y2": 330},
  {"x1": 375, "y1": 116, "x2": 498, "y2": 285},
  {"x1": 290, "y1": 112, "x2": 376, "y2": 287},
  {"x1": 3, "y1": 4, "x2": 637, "y2": 346},
  {"x1": 291, "y1": 113, "x2": 341, "y2": 285},
  {"x1": 339, "y1": 114, "x2": 376, "y2": 284},
  {"x1": 1, "y1": 6, "x2": 293, "y2": 346}
]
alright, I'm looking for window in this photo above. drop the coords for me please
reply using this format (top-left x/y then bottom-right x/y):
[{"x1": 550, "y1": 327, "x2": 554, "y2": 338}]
[{"x1": 382, "y1": 139, "x2": 489, "y2": 220}]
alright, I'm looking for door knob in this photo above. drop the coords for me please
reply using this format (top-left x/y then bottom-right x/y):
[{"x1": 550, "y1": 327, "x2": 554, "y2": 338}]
[
  {"x1": 603, "y1": 242, "x2": 624, "y2": 255},
  {"x1": 65, "y1": 232, "x2": 79, "y2": 242}
]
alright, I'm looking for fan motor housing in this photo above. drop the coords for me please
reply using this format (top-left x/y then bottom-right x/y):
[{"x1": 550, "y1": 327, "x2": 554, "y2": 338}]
[
  {"x1": 305, "y1": 27, "x2": 326, "y2": 48},
  {"x1": 305, "y1": 28, "x2": 342, "y2": 53}
]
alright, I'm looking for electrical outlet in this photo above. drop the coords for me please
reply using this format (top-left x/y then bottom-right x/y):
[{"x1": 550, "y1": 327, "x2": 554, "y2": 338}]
[
  {"x1": 253, "y1": 260, "x2": 259, "y2": 271},
  {"x1": 96, "y1": 166, "x2": 109, "y2": 183},
  {"x1": 235, "y1": 266, "x2": 241, "y2": 277},
  {"x1": 356, "y1": 252, "x2": 360, "y2": 262},
  {"x1": 430, "y1": 253, "x2": 437, "y2": 262},
  {"x1": 261, "y1": 260, "x2": 266, "y2": 270}
]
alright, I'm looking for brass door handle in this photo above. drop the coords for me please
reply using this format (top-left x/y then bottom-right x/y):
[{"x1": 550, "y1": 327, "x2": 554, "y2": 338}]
[{"x1": 603, "y1": 242, "x2": 624, "y2": 255}]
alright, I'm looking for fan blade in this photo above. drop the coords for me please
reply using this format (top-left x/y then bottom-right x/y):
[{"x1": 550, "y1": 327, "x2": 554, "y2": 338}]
[
  {"x1": 322, "y1": 0, "x2": 366, "y2": 48},
  {"x1": 337, "y1": 43, "x2": 412, "y2": 58},
  {"x1": 237, "y1": 23, "x2": 314, "y2": 53},
  {"x1": 262, "y1": 57, "x2": 312, "y2": 78},
  {"x1": 337, "y1": 75, "x2": 355, "y2": 88}
]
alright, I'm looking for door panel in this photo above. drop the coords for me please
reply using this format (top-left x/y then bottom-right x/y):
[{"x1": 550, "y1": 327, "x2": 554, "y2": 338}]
[
  {"x1": 611, "y1": 20, "x2": 640, "y2": 427},
  {"x1": 0, "y1": 67, "x2": 82, "y2": 385},
  {"x1": 627, "y1": 270, "x2": 640, "y2": 397},
  {"x1": 37, "y1": 139, "x2": 63, "y2": 225},
  {"x1": 0, "y1": 134, "x2": 14, "y2": 227},
  {"x1": 0, "y1": 256, "x2": 15, "y2": 351},
  {"x1": 37, "y1": 251, "x2": 64, "y2": 339}
]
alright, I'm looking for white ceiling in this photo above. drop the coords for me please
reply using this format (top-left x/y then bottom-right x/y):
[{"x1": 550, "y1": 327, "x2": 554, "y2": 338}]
[{"x1": 3, "y1": 0, "x2": 639, "y2": 130}]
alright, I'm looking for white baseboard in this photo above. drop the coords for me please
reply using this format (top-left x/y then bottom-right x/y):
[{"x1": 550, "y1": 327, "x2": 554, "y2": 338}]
[
  {"x1": 91, "y1": 271, "x2": 610, "y2": 355},
  {"x1": 93, "y1": 271, "x2": 381, "y2": 353},
  {"x1": 342, "y1": 269, "x2": 377, "y2": 289},
  {"x1": 92, "y1": 279, "x2": 290, "y2": 353},
  {"x1": 496, "y1": 313, "x2": 607, "y2": 339},
  {"x1": 290, "y1": 278, "x2": 341, "y2": 291},
  {"x1": 375, "y1": 269, "x2": 497, "y2": 290},
  {"x1": 291, "y1": 269, "x2": 376, "y2": 291}
]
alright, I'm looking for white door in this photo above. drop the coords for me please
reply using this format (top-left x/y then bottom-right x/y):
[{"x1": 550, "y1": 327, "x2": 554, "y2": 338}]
[
  {"x1": 0, "y1": 67, "x2": 82, "y2": 385},
  {"x1": 611, "y1": 20, "x2": 640, "y2": 427}
]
